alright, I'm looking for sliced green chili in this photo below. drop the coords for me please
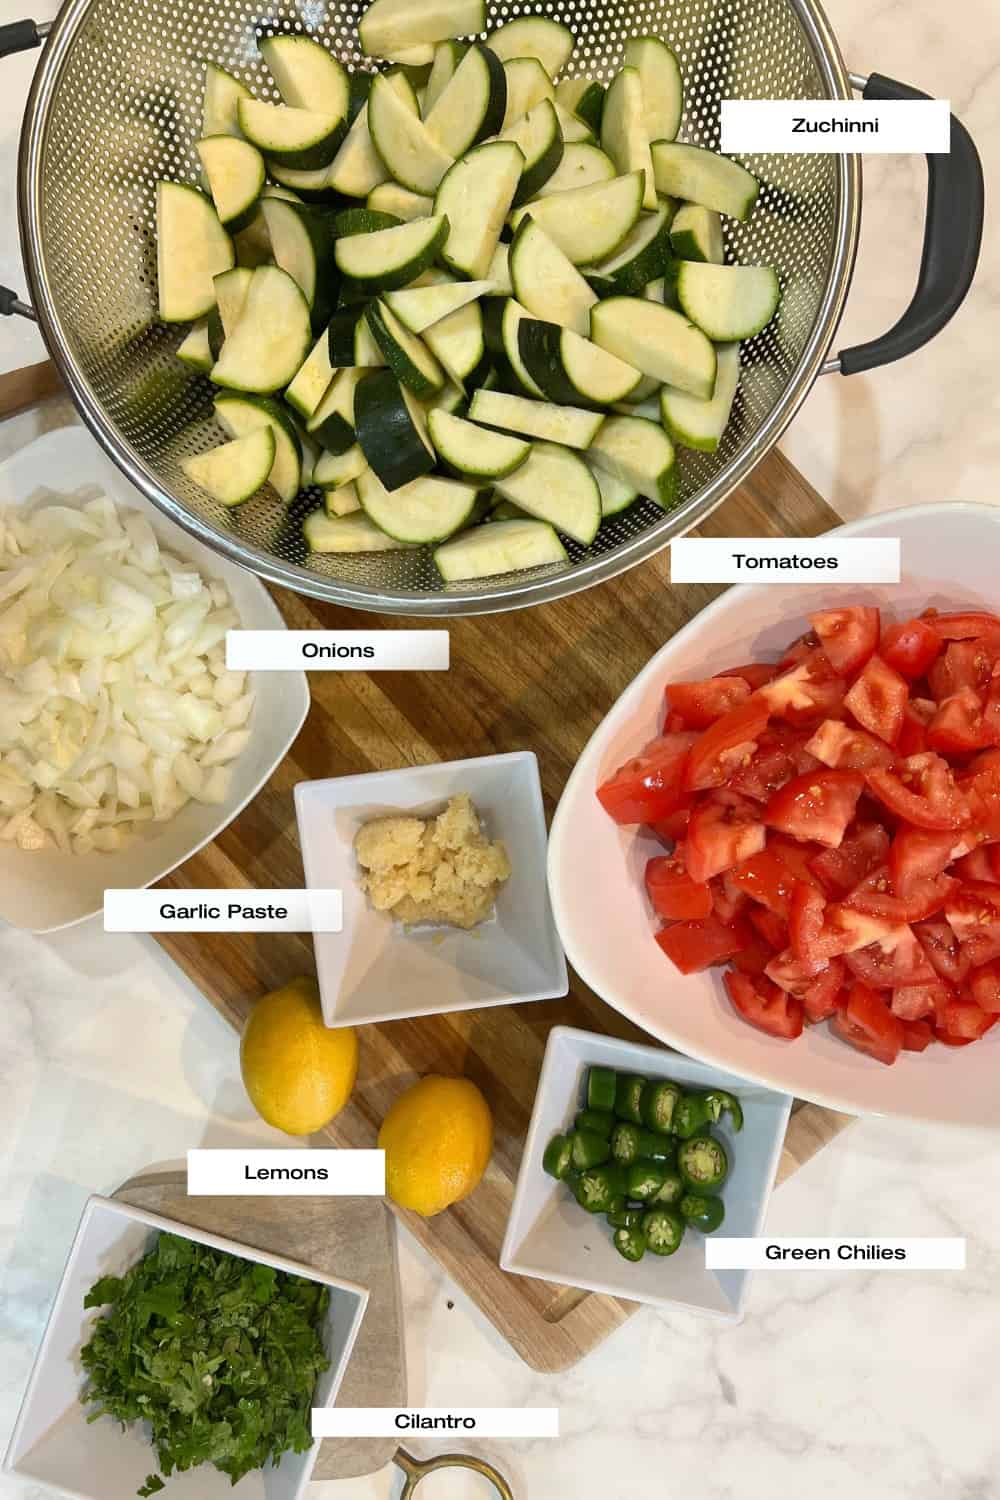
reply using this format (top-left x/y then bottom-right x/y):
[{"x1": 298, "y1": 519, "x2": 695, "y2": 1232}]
[
  {"x1": 673, "y1": 1092, "x2": 712, "y2": 1139},
  {"x1": 703, "y1": 1089, "x2": 744, "y2": 1132},
  {"x1": 570, "y1": 1128, "x2": 611, "y2": 1171},
  {"x1": 586, "y1": 1065, "x2": 617, "y2": 1113},
  {"x1": 640, "y1": 1079, "x2": 683, "y2": 1134},
  {"x1": 651, "y1": 1169, "x2": 684, "y2": 1206},
  {"x1": 610, "y1": 1121, "x2": 643, "y2": 1165},
  {"x1": 576, "y1": 1108, "x2": 615, "y2": 1139},
  {"x1": 637, "y1": 1129, "x2": 676, "y2": 1165},
  {"x1": 574, "y1": 1164, "x2": 627, "y2": 1213},
  {"x1": 614, "y1": 1073, "x2": 647, "y2": 1125},
  {"x1": 641, "y1": 1206, "x2": 685, "y2": 1256},
  {"x1": 625, "y1": 1160, "x2": 668, "y2": 1203},
  {"x1": 542, "y1": 1133, "x2": 573, "y2": 1180},
  {"x1": 607, "y1": 1207, "x2": 644, "y2": 1230},
  {"x1": 613, "y1": 1225, "x2": 647, "y2": 1262},
  {"x1": 677, "y1": 1133, "x2": 730, "y2": 1191},
  {"x1": 679, "y1": 1193, "x2": 725, "y2": 1233}
]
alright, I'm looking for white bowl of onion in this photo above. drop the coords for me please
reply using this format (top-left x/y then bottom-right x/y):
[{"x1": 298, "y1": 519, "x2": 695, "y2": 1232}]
[{"x1": 0, "y1": 426, "x2": 309, "y2": 932}]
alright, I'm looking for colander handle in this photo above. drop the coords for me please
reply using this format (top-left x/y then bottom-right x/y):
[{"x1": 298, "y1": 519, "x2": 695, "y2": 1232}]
[
  {"x1": 0, "y1": 18, "x2": 51, "y2": 58},
  {"x1": 827, "y1": 72, "x2": 984, "y2": 377}
]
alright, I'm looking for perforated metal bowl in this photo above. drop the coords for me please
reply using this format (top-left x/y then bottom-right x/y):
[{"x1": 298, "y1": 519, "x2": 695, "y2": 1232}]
[{"x1": 3, "y1": 0, "x2": 983, "y2": 613}]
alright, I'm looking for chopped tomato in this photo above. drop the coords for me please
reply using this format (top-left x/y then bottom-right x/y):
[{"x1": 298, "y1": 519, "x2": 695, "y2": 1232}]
[
  {"x1": 804, "y1": 718, "x2": 895, "y2": 771},
  {"x1": 936, "y1": 1001, "x2": 998, "y2": 1042},
  {"x1": 914, "y1": 920, "x2": 972, "y2": 986},
  {"x1": 954, "y1": 846, "x2": 1000, "y2": 883},
  {"x1": 927, "y1": 688, "x2": 992, "y2": 755},
  {"x1": 711, "y1": 872, "x2": 751, "y2": 924},
  {"x1": 880, "y1": 617, "x2": 942, "y2": 679},
  {"x1": 759, "y1": 650, "x2": 846, "y2": 728},
  {"x1": 843, "y1": 655, "x2": 908, "y2": 745},
  {"x1": 716, "y1": 662, "x2": 780, "y2": 690},
  {"x1": 963, "y1": 759, "x2": 1000, "y2": 841},
  {"x1": 730, "y1": 930, "x2": 774, "y2": 976},
  {"x1": 768, "y1": 834, "x2": 825, "y2": 883},
  {"x1": 844, "y1": 866, "x2": 956, "y2": 925},
  {"x1": 901, "y1": 1019, "x2": 934, "y2": 1051},
  {"x1": 597, "y1": 732, "x2": 698, "y2": 824},
  {"x1": 748, "y1": 905, "x2": 790, "y2": 951},
  {"x1": 665, "y1": 675, "x2": 750, "y2": 729},
  {"x1": 788, "y1": 882, "x2": 831, "y2": 966},
  {"x1": 834, "y1": 983, "x2": 904, "y2": 1065},
  {"x1": 683, "y1": 698, "x2": 770, "y2": 793},
  {"x1": 723, "y1": 970, "x2": 804, "y2": 1039},
  {"x1": 890, "y1": 979, "x2": 954, "y2": 1021},
  {"x1": 727, "y1": 849, "x2": 801, "y2": 916},
  {"x1": 866, "y1": 753, "x2": 969, "y2": 831},
  {"x1": 897, "y1": 703, "x2": 930, "y2": 756},
  {"x1": 968, "y1": 960, "x2": 1000, "y2": 1013},
  {"x1": 844, "y1": 927, "x2": 936, "y2": 989},
  {"x1": 810, "y1": 605, "x2": 879, "y2": 677},
  {"x1": 802, "y1": 959, "x2": 846, "y2": 1022},
  {"x1": 809, "y1": 822, "x2": 890, "y2": 898},
  {"x1": 765, "y1": 769, "x2": 864, "y2": 849},
  {"x1": 684, "y1": 798, "x2": 767, "y2": 883},
  {"x1": 925, "y1": 610, "x2": 1000, "y2": 641},
  {"x1": 725, "y1": 728, "x2": 819, "y2": 804},
  {"x1": 655, "y1": 915, "x2": 748, "y2": 974},
  {"x1": 889, "y1": 825, "x2": 960, "y2": 895},
  {"x1": 648, "y1": 803, "x2": 693, "y2": 844},
  {"x1": 644, "y1": 855, "x2": 712, "y2": 921},
  {"x1": 929, "y1": 639, "x2": 998, "y2": 700},
  {"x1": 765, "y1": 947, "x2": 823, "y2": 996}
]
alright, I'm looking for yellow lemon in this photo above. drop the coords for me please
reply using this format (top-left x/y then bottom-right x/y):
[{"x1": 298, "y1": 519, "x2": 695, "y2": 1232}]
[
  {"x1": 378, "y1": 1075, "x2": 493, "y2": 1217},
  {"x1": 240, "y1": 977, "x2": 358, "y2": 1136}
]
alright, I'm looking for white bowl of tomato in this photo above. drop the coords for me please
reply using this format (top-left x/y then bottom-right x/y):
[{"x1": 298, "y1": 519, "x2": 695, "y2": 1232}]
[{"x1": 549, "y1": 502, "x2": 1000, "y2": 1125}]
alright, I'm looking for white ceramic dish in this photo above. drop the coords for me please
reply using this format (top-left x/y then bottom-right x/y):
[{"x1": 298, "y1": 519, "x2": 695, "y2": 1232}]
[
  {"x1": 501, "y1": 1026, "x2": 791, "y2": 1319},
  {"x1": 549, "y1": 503, "x2": 1000, "y2": 1127},
  {"x1": 295, "y1": 752, "x2": 568, "y2": 1026},
  {"x1": 4, "y1": 1195, "x2": 368, "y2": 1500},
  {"x1": 0, "y1": 427, "x2": 309, "y2": 932}
]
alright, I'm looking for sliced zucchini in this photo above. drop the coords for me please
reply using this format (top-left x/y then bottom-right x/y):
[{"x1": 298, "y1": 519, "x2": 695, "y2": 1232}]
[
  {"x1": 601, "y1": 67, "x2": 656, "y2": 210},
  {"x1": 502, "y1": 99, "x2": 564, "y2": 206},
  {"x1": 327, "y1": 105, "x2": 385, "y2": 198},
  {"x1": 304, "y1": 509, "x2": 414, "y2": 553},
  {"x1": 591, "y1": 296, "x2": 717, "y2": 399},
  {"x1": 424, "y1": 43, "x2": 507, "y2": 157},
  {"x1": 335, "y1": 214, "x2": 450, "y2": 291},
  {"x1": 625, "y1": 372, "x2": 661, "y2": 401},
  {"x1": 285, "y1": 325, "x2": 337, "y2": 419},
  {"x1": 182, "y1": 427, "x2": 275, "y2": 507},
  {"x1": 435, "y1": 517, "x2": 567, "y2": 580},
  {"x1": 214, "y1": 392, "x2": 303, "y2": 502},
  {"x1": 196, "y1": 135, "x2": 265, "y2": 233},
  {"x1": 358, "y1": 468, "x2": 479, "y2": 543},
  {"x1": 469, "y1": 388, "x2": 604, "y2": 450},
  {"x1": 176, "y1": 318, "x2": 213, "y2": 372},
  {"x1": 325, "y1": 480, "x2": 362, "y2": 517},
  {"x1": 425, "y1": 40, "x2": 467, "y2": 113},
  {"x1": 487, "y1": 244, "x2": 512, "y2": 296},
  {"x1": 676, "y1": 262, "x2": 780, "y2": 341},
  {"x1": 661, "y1": 342, "x2": 740, "y2": 453},
  {"x1": 384, "y1": 45, "x2": 436, "y2": 68},
  {"x1": 260, "y1": 34, "x2": 350, "y2": 119},
  {"x1": 624, "y1": 37, "x2": 683, "y2": 145},
  {"x1": 428, "y1": 407, "x2": 530, "y2": 478},
  {"x1": 156, "y1": 182, "x2": 234, "y2": 323},
  {"x1": 306, "y1": 367, "x2": 367, "y2": 454},
  {"x1": 366, "y1": 300, "x2": 445, "y2": 397},
  {"x1": 354, "y1": 315, "x2": 386, "y2": 368},
  {"x1": 488, "y1": 18, "x2": 573, "y2": 79},
  {"x1": 238, "y1": 99, "x2": 346, "y2": 170},
  {"x1": 589, "y1": 463, "x2": 638, "y2": 516},
  {"x1": 552, "y1": 101, "x2": 595, "y2": 145},
  {"x1": 588, "y1": 414, "x2": 676, "y2": 509},
  {"x1": 359, "y1": 0, "x2": 485, "y2": 59},
  {"x1": 385, "y1": 278, "x2": 493, "y2": 334},
  {"x1": 266, "y1": 157, "x2": 340, "y2": 201},
  {"x1": 334, "y1": 206, "x2": 402, "y2": 235},
  {"x1": 500, "y1": 298, "x2": 546, "y2": 397},
  {"x1": 315, "y1": 444, "x2": 369, "y2": 491},
  {"x1": 435, "y1": 140, "x2": 524, "y2": 280},
  {"x1": 425, "y1": 381, "x2": 467, "y2": 415},
  {"x1": 261, "y1": 198, "x2": 339, "y2": 329},
  {"x1": 536, "y1": 142, "x2": 615, "y2": 198},
  {"x1": 368, "y1": 73, "x2": 455, "y2": 195},
  {"x1": 555, "y1": 78, "x2": 606, "y2": 134},
  {"x1": 585, "y1": 203, "x2": 673, "y2": 296},
  {"x1": 207, "y1": 265, "x2": 251, "y2": 358},
  {"x1": 355, "y1": 370, "x2": 436, "y2": 490},
  {"x1": 509, "y1": 172, "x2": 643, "y2": 266},
  {"x1": 517, "y1": 320, "x2": 641, "y2": 408},
  {"x1": 368, "y1": 182, "x2": 434, "y2": 221},
  {"x1": 202, "y1": 63, "x2": 250, "y2": 139},
  {"x1": 509, "y1": 216, "x2": 596, "y2": 338},
  {"x1": 493, "y1": 441, "x2": 601, "y2": 544},
  {"x1": 670, "y1": 203, "x2": 724, "y2": 264},
  {"x1": 501, "y1": 57, "x2": 555, "y2": 130},
  {"x1": 651, "y1": 142, "x2": 760, "y2": 222},
  {"x1": 423, "y1": 301, "x2": 487, "y2": 389}
]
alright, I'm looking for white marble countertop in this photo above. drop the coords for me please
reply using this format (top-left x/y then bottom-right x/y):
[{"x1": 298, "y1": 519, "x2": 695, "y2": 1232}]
[{"x1": 2, "y1": 0, "x2": 999, "y2": 1496}]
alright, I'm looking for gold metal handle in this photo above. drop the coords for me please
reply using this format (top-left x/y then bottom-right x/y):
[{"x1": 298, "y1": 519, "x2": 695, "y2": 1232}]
[{"x1": 393, "y1": 1446, "x2": 513, "y2": 1498}]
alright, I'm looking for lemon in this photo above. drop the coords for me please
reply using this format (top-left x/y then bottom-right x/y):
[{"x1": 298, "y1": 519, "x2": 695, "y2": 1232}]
[
  {"x1": 240, "y1": 977, "x2": 358, "y2": 1136},
  {"x1": 378, "y1": 1075, "x2": 493, "y2": 1217}
]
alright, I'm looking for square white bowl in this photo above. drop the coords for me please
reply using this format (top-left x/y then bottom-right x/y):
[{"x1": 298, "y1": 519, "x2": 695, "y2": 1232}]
[
  {"x1": 4, "y1": 1195, "x2": 368, "y2": 1500},
  {"x1": 295, "y1": 752, "x2": 568, "y2": 1026},
  {"x1": 0, "y1": 427, "x2": 309, "y2": 932},
  {"x1": 501, "y1": 1026, "x2": 792, "y2": 1320}
]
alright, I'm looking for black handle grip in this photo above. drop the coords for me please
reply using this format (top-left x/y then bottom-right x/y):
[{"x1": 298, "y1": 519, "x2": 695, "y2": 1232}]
[
  {"x1": 0, "y1": 19, "x2": 45, "y2": 58},
  {"x1": 837, "y1": 73, "x2": 984, "y2": 376}
]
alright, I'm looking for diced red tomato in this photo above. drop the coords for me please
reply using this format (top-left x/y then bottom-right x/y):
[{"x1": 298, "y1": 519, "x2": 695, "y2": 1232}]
[
  {"x1": 683, "y1": 699, "x2": 770, "y2": 793},
  {"x1": 748, "y1": 905, "x2": 790, "y2": 951},
  {"x1": 765, "y1": 769, "x2": 864, "y2": 849},
  {"x1": 804, "y1": 719, "x2": 895, "y2": 772},
  {"x1": 925, "y1": 610, "x2": 1000, "y2": 641},
  {"x1": 880, "y1": 617, "x2": 942, "y2": 680},
  {"x1": 758, "y1": 650, "x2": 846, "y2": 728},
  {"x1": 723, "y1": 970, "x2": 804, "y2": 1039},
  {"x1": 684, "y1": 798, "x2": 767, "y2": 883},
  {"x1": 889, "y1": 825, "x2": 961, "y2": 896},
  {"x1": 914, "y1": 920, "x2": 972, "y2": 986},
  {"x1": 866, "y1": 754, "x2": 969, "y2": 831},
  {"x1": 890, "y1": 979, "x2": 954, "y2": 1021},
  {"x1": 810, "y1": 605, "x2": 879, "y2": 678},
  {"x1": 929, "y1": 639, "x2": 998, "y2": 700},
  {"x1": 716, "y1": 662, "x2": 780, "y2": 690},
  {"x1": 901, "y1": 1020, "x2": 934, "y2": 1050},
  {"x1": 833, "y1": 983, "x2": 904, "y2": 1065},
  {"x1": 725, "y1": 729, "x2": 819, "y2": 804},
  {"x1": 729, "y1": 931, "x2": 773, "y2": 976},
  {"x1": 644, "y1": 855, "x2": 713, "y2": 921},
  {"x1": 802, "y1": 959, "x2": 846, "y2": 1022},
  {"x1": 897, "y1": 703, "x2": 931, "y2": 756},
  {"x1": 844, "y1": 926, "x2": 936, "y2": 989},
  {"x1": 648, "y1": 803, "x2": 693, "y2": 844},
  {"x1": 968, "y1": 961, "x2": 1000, "y2": 1013},
  {"x1": 765, "y1": 947, "x2": 823, "y2": 996},
  {"x1": 927, "y1": 688, "x2": 992, "y2": 755},
  {"x1": 809, "y1": 823, "x2": 890, "y2": 898},
  {"x1": 788, "y1": 882, "x2": 830, "y2": 966},
  {"x1": 727, "y1": 849, "x2": 801, "y2": 916},
  {"x1": 654, "y1": 916, "x2": 748, "y2": 975},
  {"x1": 936, "y1": 1001, "x2": 998, "y2": 1042},
  {"x1": 665, "y1": 675, "x2": 750, "y2": 729},
  {"x1": 711, "y1": 872, "x2": 751, "y2": 924},
  {"x1": 954, "y1": 846, "x2": 1000, "y2": 884},
  {"x1": 845, "y1": 863, "x2": 957, "y2": 925},
  {"x1": 843, "y1": 655, "x2": 908, "y2": 745},
  {"x1": 597, "y1": 732, "x2": 699, "y2": 824}
]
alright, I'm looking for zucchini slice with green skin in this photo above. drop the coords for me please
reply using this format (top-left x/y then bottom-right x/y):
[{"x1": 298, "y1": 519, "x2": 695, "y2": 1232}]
[
  {"x1": 509, "y1": 216, "x2": 596, "y2": 338},
  {"x1": 238, "y1": 99, "x2": 346, "y2": 170},
  {"x1": 536, "y1": 142, "x2": 615, "y2": 198},
  {"x1": 493, "y1": 441, "x2": 601, "y2": 544},
  {"x1": 359, "y1": 0, "x2": 485, "y2": 59},
  {"x1": 261, "y1": 198, "x2": 339, "y2": 330},
  {"x1": 210, "y1": 265, "x2": 311, "y2": 392},
  {"x1": 500, "y1": 298, "x2": 546, "y2": 397},
  {"x1": 214, "y1": 392, "x2": 302, "y2": 502},
  {"x1": 304, "y1": 509, "x2": 415, "y2": 553},
  {"x1": 156, "y1": 182, "x2": 234, "y2": 323},
  {"x1": 182, "y1": 427, "x2": 276, "y2": 507},
  {"x1": 355, "y1": 370, "x2": 436, "y2": 490},
  {"x1": 176, "y1": 318, "x2": 213, "y2": 372},
  {"x1": 423, "y1": 301, "x2": 487, "y2": 389},
  {"x1": 585, "y1": 203, "x2": 674, "y2": 296},
  {"x1": 428, "y1": 407, "x2": 530, "y2": 478},
  {"x1": 260, "y1": 34, "x2": 350, "y2": 117},
  {"x1": 327, "y1": 307, "x2": 363, "y2": 368},
  {"x1": 651, "y1": 142, "x2": 760, "y2": 222},
  {"x1": 517, "y1": 319, "x2": 641, "y2": 408},
  {"x1": 552, "y1": 101, "x2": 596, "y2": 145},
  {"x1": 488, "y1": 18, "x2": 573, "y2": 78},
  {"x1": 315, "y1": 443, "x2": 369, "y2": 491},
  {"x1": 212, "y1": 266, "x2": 253, "y2": 353},
  {"x1": 425, "y1": 381, "x2": 467, "y2": 416},
  {"x1": 424, "y1": 43, "x2": 508, "y2": 157},
  {"x1": 469, "y1": 388, "x2": 604, "y2": 450},
  {"x1": 365, "y1": 300, "x2": 446, "y2": 397},
  {"x1": 326, "y1": 106, "x2": 385, "y2": 199},
  {"x1": 589, "y1": 462, "x2": 639, "y2": 516},
  {"x1": 613, "y1": 393, "x2": 662, "y2": 422},
  {"x1": 589, "y1": 414, "x2": 677, "y2": 509},
  {"x1": 368, "y1": 74, "x2": 455, "y2": 195},
  {"x1": 435, "y1": 140, "x2": 524, "y2": 280},
  {"x1": 670, "y1": 203, "x2": 724, "y2": 264},
  {"x1": 357, "y1": 468, "x2": 480, "y2": 543},
  {"x1": 307, "y1": 367, "x2": 367, "y2": 454},
  {"x1": 509, "y1": 172, "x2": 644, "y2": 266},
  {"x1": 367, "y1": 182, "x2": 434, "y2": 221},
  {"x1": 196, "y1": 135, "x2": 265, "y2": 233},
  {"x1": 434, "y1": 517, "x2": 567, "y2": 580},
  {"x1": 661, "y1": 342, "x2": 741, "y2": 452},
  {"x1": 334, "y1": 207, "x2": 402, "y2": 235},
  {"x1": 425, "y1": 40, "x2": 468, "y2": 113},
  {"x1": 354, "y1": 316, "x2": 386, "y2": 368},
  {"x1": 488, "y1": 244, "x2": 512, "y2": 296},
  {"x1": 591, "y1": 295, "x2": 717, "y2": 399},
  {"x1": 502, "y1": 99, "x2": 564, "y2": 206},
  {"x1": 555, "y1": 78, "x2": 605, "y2": 134},
  {"x1": 676, "y1": 262, "x2": 780, "y2": 341},
  {"x1": 325, "y1": 480, "x2": 362, "y2": 517},
  {"x1": 601, "y1": 67, "x2": 656, "y2": 210},
  {"x1": 385, "y1": 279, "x2": 495, "y2": 335},
  {"x1": 501, "y1": 57, "x2": 555, "y2": 130},
  {"x1": 266, "y1": 157, "x2": 340, "y2": 202},
  {"x1": 335, "y1": 214, "x2": 450, "y2": 291},
  {"x1": 202, "y1": 63, "x2": 250, "y2": 139},
  {"x1": 285, "y1": 324, "x2": 337, "y2": 419},
  {"x1": 624, "y1": 36, "x2": 683, "y2": 145}
]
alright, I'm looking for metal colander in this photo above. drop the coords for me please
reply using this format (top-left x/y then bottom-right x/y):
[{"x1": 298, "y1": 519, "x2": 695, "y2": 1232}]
[{"x1": 5, "y1": 0, "x2": 896, "y2": 613}]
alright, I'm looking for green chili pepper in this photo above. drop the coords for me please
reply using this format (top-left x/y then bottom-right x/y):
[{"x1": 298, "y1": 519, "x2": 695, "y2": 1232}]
[
  {"x1": 625, "y1": 1159, "x2": 668, "y2": 1203},
  {"x1": 575, "y1": 1108, "x2": 615, "y2": 1139},
  {"x1": 679, "y1": 1193, "x2": 726, "y2": 1233},
  {"x1": 542, "y1": 1133, "x2": 573, "y2": 1180},
  {"x1": 571, "y1": 1128, "x2": 611, "y2": 1170},
  {"x1": 673, "y1": 1092, "x2": 712, "y2": 1139},
  {"x1": 651, "y1": 1169, "x2": 684, "y2": 1206},
  {"x1": 704, "y1": 1089, "x2": 744, "y2": 1132},
  {"x1": 607, "y1": 1206, "x2": 644, "y2": 1230},
  {"x1": 586, "y1": 1065, "x2": 618, "y2": 1113},
  {"x1": 609, "y1": 1121, "x2": 642, "y2": 1165},
  {"x1": 637, "y1": 1130, "x2": 676, "y2": 1165},
  {"x1": 641, "y1": 1206, "x2": 685, "y2": 1256},
  {"x1": 677, "y1": 1133, "x2": 730, "y2": 1191},
  {"x1": 613, "y1": 1225, "x2": 647, "y2": 1262},
  {"x1": 573, "y1": 1164, "x2": 627, "y2": 1214},
  {"x1": 640, "y1": 1080, "x2": 683, "y2": 1134},
  {"x1": 614, "y1": 1073, "x2": 647, "y2": 1125}
]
